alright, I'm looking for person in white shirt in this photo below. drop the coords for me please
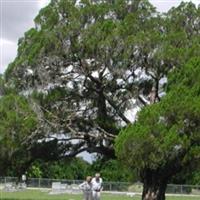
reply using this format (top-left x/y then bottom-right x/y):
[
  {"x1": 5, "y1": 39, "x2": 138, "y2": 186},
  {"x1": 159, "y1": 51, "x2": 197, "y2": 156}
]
[
  {"x1": 79, "y1": 176, "x2": 93, "y2": 200},
  {"x1": 91, "y1": 173, "x2": 103, "y2": 200}
]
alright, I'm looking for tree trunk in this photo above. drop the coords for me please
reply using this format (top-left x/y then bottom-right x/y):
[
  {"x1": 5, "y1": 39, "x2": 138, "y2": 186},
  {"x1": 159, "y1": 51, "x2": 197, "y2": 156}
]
[
  {"x1": 142, "y1": 182, "x2": 167, "y2": 200},
  {"x1": 141, "y1": 170, "x2": 168, "y2": 200}
]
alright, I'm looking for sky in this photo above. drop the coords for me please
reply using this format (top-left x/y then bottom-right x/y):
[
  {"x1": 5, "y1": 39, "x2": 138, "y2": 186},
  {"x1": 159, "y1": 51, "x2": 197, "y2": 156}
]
[
  {"x1": 0, "y1": 0, "x2": 50, "y2": 74},
  {"x1": 0, "y1": 0, "x2": 200, "y2": 74}
]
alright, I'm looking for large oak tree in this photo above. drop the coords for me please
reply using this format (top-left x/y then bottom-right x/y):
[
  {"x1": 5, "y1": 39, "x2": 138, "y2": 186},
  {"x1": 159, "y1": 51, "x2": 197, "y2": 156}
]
[{"x1": 5, "y1": 0, "x2": 199, "y2": 158}]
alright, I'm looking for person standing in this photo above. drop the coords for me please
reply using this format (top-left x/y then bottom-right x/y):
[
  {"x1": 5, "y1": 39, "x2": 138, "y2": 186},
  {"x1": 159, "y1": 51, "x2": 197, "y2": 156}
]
[
  {"x1": 21, "y1": 173, "x2": 27, "y2": 188},
  {"x1": 79, "y1": 176, "x2": 93, "y2": 200},
  {"x1": 91, "y1": 173, "x2": 103, "y2": 200}
]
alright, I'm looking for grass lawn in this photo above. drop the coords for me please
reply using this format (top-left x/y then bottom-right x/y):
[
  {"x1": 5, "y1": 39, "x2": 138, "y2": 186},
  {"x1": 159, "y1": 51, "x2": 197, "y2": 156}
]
[{"x1": 0, "y1": 190, "x2": 199, "y2": 200}]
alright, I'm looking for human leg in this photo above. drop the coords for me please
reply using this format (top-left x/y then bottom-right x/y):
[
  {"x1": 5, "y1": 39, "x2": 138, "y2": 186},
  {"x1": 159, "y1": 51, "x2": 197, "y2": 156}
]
[
  {"x1": 84, "y1": 192, "x2": 92, "y2": 200},
  {"x1": 96, "y1": 191, "x2": 101, "y2": 200},
  {"x1": 92, "y1": 191, "x2": 97, "y2": 200}
]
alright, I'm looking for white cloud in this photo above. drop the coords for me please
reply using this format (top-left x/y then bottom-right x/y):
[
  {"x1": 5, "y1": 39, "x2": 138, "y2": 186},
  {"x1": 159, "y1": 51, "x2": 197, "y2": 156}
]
[
  {"x1": 149, "y1": 0, "x2": 200, "y2": 12},
  {"x1": 0, "y1": 39, "x2": 17, "y2": 73},
  {"x1": 0, "y1": 0, "x2": 51, "y2": 74},
  {"x1": 77, "y1": 151, "x2": 96, "y2": 164},
  {"x1": 38, "y1": 0, "x2": 50, "y2": 9}
]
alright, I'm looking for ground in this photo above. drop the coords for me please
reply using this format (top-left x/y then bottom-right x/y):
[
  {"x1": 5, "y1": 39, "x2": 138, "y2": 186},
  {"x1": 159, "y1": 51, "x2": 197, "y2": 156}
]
[{"x1": 0, "y1": 190, "x2": 199, "y2": 200}]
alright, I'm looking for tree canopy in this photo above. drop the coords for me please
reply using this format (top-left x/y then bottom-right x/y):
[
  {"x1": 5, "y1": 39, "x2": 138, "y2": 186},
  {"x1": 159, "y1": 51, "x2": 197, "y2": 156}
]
[
  {"x1": 3, "y1": 0, "x2": 199, "y2": 161},
  {"x1": 115, "y1": 57, "x2": 200, "y2": 200},
  {"x1": 0, "y1": 93, "x2": 38, "y2": 176}
]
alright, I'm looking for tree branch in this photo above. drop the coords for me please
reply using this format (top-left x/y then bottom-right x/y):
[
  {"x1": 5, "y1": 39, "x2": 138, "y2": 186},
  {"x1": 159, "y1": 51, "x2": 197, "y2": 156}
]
[{"x1": 103, "y1": 93, "x2": 131, "y2": 124}]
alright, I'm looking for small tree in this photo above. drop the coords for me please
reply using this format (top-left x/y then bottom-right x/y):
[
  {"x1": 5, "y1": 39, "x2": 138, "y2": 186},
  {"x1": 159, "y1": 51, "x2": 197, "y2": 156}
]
[
  {"x1": 0, "y1": 94, "x2": 38, "y2": 176},
  {"x1": 115, "y1": 58, "x2": 200, "y2": 200}
]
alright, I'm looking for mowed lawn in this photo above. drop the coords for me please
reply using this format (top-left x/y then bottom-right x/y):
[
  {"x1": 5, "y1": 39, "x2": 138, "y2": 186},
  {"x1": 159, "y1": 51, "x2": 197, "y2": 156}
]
[{"x1": 0, "y1": 190, "x2": 199, "y2": 200}]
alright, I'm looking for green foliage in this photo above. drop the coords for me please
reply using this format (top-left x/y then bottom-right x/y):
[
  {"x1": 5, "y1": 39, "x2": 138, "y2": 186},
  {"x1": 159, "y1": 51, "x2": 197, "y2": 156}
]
[
  {"x1": 190, "y1": 170, "x2": 200, "y2": 185},
  {"x1": 0, "y1": 94, "x2": 38, "y2": 144},
  {"x1": 28, "y1": 162, "x2": 43, "y2": 178},
  {"x1": 27, "y1": 158, "x2": 90, "y2": 180},
  {"x1": 27, "y1": 157, "x2": 136, "y2": 182},
  {"x1": 115, "y1": 57, "x2": 200, "y2": 180},
  {"x1": 0, "y1": 94, "x2": 38, "y2": 175},
  {"x1": 88, "y1": 159, "x2": 137, "y2": 182},
  {"x1": 34, "y1": 3, "x2": 59, "y2": 30}
]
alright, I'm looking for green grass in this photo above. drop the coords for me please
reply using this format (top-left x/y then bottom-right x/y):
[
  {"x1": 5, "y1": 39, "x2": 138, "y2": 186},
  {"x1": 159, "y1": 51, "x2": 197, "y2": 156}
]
[{"x1": 0, "y1": 190, "x2": 199, "y2": 200}]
